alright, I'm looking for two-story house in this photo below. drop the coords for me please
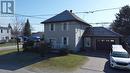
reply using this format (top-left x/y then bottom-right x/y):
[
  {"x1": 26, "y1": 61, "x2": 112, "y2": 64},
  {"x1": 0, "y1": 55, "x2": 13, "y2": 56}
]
[
  {"x1": 0, "y1": 26, "x2": 11, "y2": 43},
  {"x1": 41, "y1": 10, "x2": 91, "y2": 51},
  {"x1": 41, "y1": 10, "x2": 122, "y2": 52}
]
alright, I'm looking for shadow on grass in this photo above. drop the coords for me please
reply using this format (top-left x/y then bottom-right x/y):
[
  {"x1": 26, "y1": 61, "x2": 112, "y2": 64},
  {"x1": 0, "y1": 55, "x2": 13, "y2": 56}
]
[{"x1": 0, "y1": 51, "x2": 50, "y2": 71}]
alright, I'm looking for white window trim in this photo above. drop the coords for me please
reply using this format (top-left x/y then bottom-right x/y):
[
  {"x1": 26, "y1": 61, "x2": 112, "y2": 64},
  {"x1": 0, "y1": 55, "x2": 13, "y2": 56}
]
[
  {"x1": 49, "y1": 23, "x2": 55, "y2": 31},
  {"x1": 62, "y1": 37, "x2": 69, "y2": 46},
  {"x1": 62, "y1": 23, "x2": 68, "y2": 31}
]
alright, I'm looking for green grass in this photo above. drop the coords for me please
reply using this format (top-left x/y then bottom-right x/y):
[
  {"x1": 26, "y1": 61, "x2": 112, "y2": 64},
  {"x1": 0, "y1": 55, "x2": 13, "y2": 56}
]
[
  {"x1": 0, "y1": 43, "x2": 16, "y2": 47},
  {"x1": 0, "y1": 49, "x2": 40, "y2": 63},
  {"x1": 0, "y1": 49, "x2": 88, "y2": 71},
  {"x1": 0, "y1": 49, "x2": 20, "y2": 55},
  {"x1": 30, "y1": 54, "x2": 88, "y2": 70}
]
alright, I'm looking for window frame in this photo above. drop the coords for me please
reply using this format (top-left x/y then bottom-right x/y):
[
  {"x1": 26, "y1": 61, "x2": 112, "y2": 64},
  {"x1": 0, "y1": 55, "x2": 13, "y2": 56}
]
[
  {"x1": 7, "y1": 29, "x2": 9, "y2": 33},
  {"x1": 62, "y1": 23, "x2": 68, "y2": 31},
  {"x1": 1, "y1": 29, "x2": 3, "y2": 33},
  {"x1": 62, "y1": 37, "x2": 69, "y2": 45},
  {"x1": 49, "y1": 23, "x2": 55, "y2": 31}
]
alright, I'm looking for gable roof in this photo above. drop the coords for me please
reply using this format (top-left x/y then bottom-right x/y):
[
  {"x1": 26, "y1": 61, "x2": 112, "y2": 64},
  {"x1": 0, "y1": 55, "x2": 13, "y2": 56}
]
[
  {"x1": 84, "y1": 27, "x2": 122, "y2": 37},
  {"x1": 41, "y1": 10, "x2": 90, "y2": 25}
]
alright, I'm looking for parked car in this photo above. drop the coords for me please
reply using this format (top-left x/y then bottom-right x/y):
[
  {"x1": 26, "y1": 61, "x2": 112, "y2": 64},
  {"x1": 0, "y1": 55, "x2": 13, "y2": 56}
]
[
  {"x1": 22, "y1": 36, "x2": 41, "y2": 51},
  {"x1": 110, "y1": 45, "x2": 130, "y2": 69},
  {"x1": 28, "y1": 36, "x2": 41, "y2": 42}
]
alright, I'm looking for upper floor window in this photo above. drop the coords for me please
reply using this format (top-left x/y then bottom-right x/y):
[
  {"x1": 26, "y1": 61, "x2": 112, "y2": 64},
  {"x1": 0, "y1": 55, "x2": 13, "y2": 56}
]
[
  {"x1": 62, "y1": 23, "x2": 68, "y2": 31},
  {"x1": 1, "y1": 29, "x2": 3, "y2": 33},
  {"x1": 50, "y1": 24, "x2": 55, "y2": 31},
  {"x1": 7, "y1": 30, "x2": 9, "y2": 33}
]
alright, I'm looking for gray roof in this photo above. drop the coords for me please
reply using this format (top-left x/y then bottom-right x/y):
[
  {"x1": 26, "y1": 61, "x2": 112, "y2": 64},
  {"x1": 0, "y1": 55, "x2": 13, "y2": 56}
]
[
  {"x1": 41, "y1": 10, "x2": 90, "y2": 25},
  {"x1": 84, "y1": 27, "x2": 122, "y2": 37}
]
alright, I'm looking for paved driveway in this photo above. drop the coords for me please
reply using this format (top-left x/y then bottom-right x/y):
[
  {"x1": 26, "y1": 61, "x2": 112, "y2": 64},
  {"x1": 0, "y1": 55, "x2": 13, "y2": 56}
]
[{"x1": 77, "y1": 49, "x2": 130, "y2": 73}]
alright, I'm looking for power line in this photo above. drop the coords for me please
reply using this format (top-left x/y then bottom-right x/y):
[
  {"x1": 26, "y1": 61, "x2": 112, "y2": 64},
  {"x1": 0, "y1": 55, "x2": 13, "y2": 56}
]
[
  {"x1": 75, "y1": 7, "x2": 121, "y2": 14},
  {"x1": 15, "y1": 14, "x2": 47, "y2": 19},
  {"x1": 14, "y1": 7, "x2": 121, "y2": 19},
  {"x1": 89, "y1": 22, "x2": 112, "y2": 24}
]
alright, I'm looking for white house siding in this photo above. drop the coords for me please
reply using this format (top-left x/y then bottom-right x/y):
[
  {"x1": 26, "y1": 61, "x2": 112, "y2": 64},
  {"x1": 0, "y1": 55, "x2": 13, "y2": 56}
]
[
  {"x1": 0, "y1": 28, "x2": 11, "y2": 42},
  {"x1": 44, "y1": 22, "x2": 75, "y2": 50},
  {"x1": 44, "y1": 21, "x2": 89, "y2": 52},
  {"x1": 75, "y1": 22, "x2": 88, "y2": 51}
]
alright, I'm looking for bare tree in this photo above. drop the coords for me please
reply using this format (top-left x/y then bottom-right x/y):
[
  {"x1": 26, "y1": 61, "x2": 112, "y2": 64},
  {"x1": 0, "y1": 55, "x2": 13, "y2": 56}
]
[
  {"x1": 11, "y1": 16, "x2": 26, "y2": 52},
  {"x1": 11, "y1": 16, "x2": 26, "y2": 38}
]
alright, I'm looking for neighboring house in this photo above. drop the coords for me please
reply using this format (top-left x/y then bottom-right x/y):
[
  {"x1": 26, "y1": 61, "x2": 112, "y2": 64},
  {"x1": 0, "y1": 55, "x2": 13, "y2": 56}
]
[
  {"x1": 41, "y1": 10, "x2": 122, "y2": 51},
  {"x1": 0, "y1": 26, "x2": 11, "y2": 43}
]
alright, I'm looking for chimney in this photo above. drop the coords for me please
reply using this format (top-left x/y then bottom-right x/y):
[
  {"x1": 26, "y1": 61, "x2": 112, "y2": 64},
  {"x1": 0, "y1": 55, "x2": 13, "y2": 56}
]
[{"x1": 70, "y1": 10, "x2": 73, "y2": 13}]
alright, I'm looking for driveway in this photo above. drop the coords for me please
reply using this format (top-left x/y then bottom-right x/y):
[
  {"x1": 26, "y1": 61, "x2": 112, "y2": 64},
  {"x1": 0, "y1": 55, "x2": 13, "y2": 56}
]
[{"x1": 76, "y1": 49, "x2": 130, "y2": 73}]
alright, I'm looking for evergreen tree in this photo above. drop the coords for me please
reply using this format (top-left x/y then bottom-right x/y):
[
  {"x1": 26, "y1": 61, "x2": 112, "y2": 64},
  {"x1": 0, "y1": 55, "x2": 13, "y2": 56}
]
[
  {"x1": 8, "y1": 23, "x2": 13, "y2": 34},
  {"x1": 23, "y1": 19, "x2": 31, "y2": 37},
  {"x1": 110, "y1": 5, "x2": 130, "y2": 37},
  {"x1": 8, "y1": 23, "x2": 12, "y2": 29}
]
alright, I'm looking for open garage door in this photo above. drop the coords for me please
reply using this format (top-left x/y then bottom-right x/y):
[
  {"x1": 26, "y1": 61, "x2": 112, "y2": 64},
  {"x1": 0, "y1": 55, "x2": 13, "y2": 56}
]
[{"x1": 96, "y1": 39, "x2": 115, "y2": 50}]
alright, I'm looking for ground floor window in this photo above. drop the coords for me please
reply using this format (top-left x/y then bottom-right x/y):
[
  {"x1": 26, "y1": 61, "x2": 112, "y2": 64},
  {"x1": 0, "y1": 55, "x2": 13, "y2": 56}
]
[
  {"x1": 84, "y1": 37, "x2": 91, "y2": 47},
  {"x1": 62, "y1": 37, "x2": 68, "y2": 45},
  {"x1": 49, "y1": 39, "x2": 56, "y2": 46}
]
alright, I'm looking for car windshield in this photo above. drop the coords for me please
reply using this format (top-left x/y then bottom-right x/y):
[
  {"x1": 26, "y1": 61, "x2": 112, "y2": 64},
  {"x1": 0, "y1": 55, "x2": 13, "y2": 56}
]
[{"x1": 112, "y1": 52, "x2": 130, "y2": 58}]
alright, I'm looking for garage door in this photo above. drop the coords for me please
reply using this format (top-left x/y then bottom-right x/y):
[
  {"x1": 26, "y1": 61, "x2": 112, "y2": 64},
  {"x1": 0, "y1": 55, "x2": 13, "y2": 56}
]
[{"x1": 96, "y1": 39, "x2": 115, "y2": 50}]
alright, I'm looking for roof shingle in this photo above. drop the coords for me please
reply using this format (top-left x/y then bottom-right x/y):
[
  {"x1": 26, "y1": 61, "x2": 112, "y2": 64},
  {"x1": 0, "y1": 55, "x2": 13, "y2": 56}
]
[
  {"x1": 84, "y1": 27, "x2": 122, "y2": 37},
  {"x1": 41, "y1": 10, "x2": 90, "y2": 25}
]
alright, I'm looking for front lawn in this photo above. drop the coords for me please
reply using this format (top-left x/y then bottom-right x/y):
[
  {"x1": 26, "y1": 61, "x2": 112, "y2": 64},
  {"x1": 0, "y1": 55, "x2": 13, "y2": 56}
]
[
  {"x1": 0, "y1": 49, "x2": 88, "y2": 71},
  {"x1": 30, "y1": 54, "x2": 88, "y2": 70},
  {"x1": 0, "y1": 49, "x2": 21, "y2": 55},
  {"x1": 0, "y1": 43, "x2": 16, "y2": 47}
]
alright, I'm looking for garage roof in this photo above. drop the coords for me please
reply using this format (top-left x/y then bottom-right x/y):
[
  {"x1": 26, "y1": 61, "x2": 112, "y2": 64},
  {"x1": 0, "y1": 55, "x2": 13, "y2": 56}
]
[{"x1": 84, "y1": 27, "x2": 122, "y2": 37}]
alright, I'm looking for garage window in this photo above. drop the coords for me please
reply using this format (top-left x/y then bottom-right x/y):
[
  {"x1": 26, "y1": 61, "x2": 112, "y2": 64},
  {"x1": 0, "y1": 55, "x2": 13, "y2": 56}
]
[{"x1": 96, "y1": 39, "x2": 115, "y2": 50}]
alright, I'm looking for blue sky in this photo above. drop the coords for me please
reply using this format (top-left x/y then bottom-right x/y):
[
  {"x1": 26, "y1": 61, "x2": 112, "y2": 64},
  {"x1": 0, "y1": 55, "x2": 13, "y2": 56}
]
[{"x1": 0, "y1": 0, "x2": 130, "y2": 32}]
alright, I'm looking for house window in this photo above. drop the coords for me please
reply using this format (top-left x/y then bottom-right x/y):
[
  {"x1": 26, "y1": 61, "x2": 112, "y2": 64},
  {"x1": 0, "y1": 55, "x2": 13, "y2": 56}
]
[
  {"x1": 49, "y1": 38, "x2": 56, "y2": 48},
  {"x1": 7, "y1": 30, "x2": 9, "y2": 33},
  {"x1": 84, "y1": 37, "x2": 91, "y2": 47},
  {"x1": 50, "y1": 24, "x2": 55, "y2": 31},
  {"x1": 62, "y1": 37, "x2": 68, "y2": 45},
  {"x1": 1, "y1": 29, "x2": 3, "y2": 33},
  {"x1": 62, "y1": 23, "x2": 68, "y2": 31}
]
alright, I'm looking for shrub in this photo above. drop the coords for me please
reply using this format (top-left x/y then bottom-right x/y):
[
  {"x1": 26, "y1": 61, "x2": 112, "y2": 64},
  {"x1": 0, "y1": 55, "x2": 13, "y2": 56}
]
[
  {"x1": 59, "y1": 48, "x2": 69, "y2": 56},
  {"x1": 38, "y1": 42, "x2": 51, "y2": 56},
  {"x1": 23, "y1": 40, "x2": 35, "y2": 51}
]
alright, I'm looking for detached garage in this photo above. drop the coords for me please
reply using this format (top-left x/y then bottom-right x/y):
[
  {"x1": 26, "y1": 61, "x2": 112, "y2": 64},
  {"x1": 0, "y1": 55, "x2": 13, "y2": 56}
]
[{"x1": 83, "y1": 27, "x2": 122, "y2": 50}]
